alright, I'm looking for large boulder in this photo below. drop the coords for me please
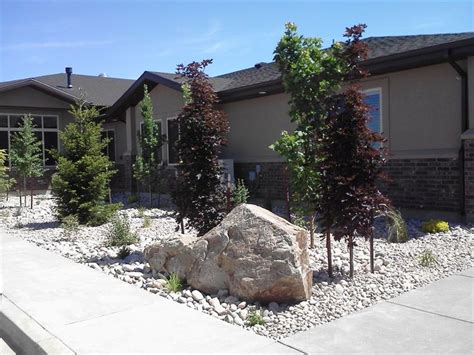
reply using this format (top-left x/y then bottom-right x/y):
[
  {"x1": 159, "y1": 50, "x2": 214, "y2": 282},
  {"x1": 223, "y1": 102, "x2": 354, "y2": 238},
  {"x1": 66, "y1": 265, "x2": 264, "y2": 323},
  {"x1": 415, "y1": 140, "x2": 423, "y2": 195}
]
[{"x1": 144, "y1": 204, "x2": 312, "y2": 303}]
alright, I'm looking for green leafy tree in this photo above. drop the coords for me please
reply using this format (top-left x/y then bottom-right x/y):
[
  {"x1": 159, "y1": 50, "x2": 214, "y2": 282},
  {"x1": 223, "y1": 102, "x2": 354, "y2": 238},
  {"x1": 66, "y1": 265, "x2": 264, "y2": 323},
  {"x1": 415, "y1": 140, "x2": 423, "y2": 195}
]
[
  {"x1": 272, "y1": 22, "x2": 345, "y2": 251},
  {"x1": 317, "y1": 25, "x2": 390, "y2": 277},
  {"x1": 171, "y1": 60, "x2": 229, "y2": 236},
  {"x1": 10, "y1": 115, "x2": 43, "y2": 208},
  {"x1": 0, "y1": 149, "x2": 13, "y2": 200},
  {"x1": 52, "y1": 99, "x2": 120, "y2": 225},
  {"x1": 133, "y1": 84, "x2": 163, "y2": 207}
]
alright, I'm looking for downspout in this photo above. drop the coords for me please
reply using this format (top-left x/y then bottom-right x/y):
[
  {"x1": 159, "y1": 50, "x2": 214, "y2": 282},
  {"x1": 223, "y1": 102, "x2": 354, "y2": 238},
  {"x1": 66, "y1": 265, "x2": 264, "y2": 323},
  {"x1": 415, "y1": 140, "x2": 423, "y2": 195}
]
[{"x1": 448, "y1": 54, "x2": 468, "y2": 217}]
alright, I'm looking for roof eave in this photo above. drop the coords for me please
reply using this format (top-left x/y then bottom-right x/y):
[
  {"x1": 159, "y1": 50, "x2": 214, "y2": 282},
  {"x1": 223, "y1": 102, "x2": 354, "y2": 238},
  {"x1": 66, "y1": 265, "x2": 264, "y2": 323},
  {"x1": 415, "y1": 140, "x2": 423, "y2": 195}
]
[
  {"x1": 0, "y1": 79, "x2": 79, "y2": 104},
  {"x1": 218, "y1": 80, "x2": 284, "y2": 103},
  {"x1": 363, "y1": 37, "x2": 474, "y2": 75},
  {"x1": 105, "y1": 71, "x2": 183, "y2": 120}
]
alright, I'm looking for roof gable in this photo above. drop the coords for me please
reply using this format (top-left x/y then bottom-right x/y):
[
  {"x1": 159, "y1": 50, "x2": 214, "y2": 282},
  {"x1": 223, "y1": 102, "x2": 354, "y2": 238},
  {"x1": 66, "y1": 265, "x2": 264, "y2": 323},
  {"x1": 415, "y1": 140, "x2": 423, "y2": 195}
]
[{"x1": 0, "y1": 84, "x2": 74, "y2": 109}]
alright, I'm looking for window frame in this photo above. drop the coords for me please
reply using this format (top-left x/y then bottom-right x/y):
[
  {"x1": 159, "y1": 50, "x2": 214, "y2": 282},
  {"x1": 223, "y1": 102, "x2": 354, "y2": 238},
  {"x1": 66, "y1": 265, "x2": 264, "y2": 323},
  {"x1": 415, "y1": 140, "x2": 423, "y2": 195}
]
[
  {"x1": 0, "y1": 113, "x2": 59, "y2": 168},
  {"x1": 165, "y1": 116, "x2": 179, "y2": 166}
]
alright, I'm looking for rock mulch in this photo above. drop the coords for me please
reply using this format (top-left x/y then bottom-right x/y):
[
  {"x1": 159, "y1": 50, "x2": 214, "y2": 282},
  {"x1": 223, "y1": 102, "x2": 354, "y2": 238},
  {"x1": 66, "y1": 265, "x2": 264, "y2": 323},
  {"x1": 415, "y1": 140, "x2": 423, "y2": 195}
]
[{"x1": 0, "y1": 193, "x2": 472, "y2": 339}]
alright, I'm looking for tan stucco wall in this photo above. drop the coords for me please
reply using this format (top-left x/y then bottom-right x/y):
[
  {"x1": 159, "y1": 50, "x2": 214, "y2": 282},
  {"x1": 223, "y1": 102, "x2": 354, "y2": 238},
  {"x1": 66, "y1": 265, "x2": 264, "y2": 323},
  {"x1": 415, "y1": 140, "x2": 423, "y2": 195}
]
[
  {"x1": 220, "y1": 93, "x2": 294, "y2": 162},
  {"x1": 365, "y1": 63, "x2": 462, "y2": 159},
  {"x1": 0, "y1": 86, "x2": 76, "y2": 132},
  {"x1": 103, "y1": 120, "x2": 127, "y2": 163},
  {"x1": 127, "y1": 62, "x2": 464, "y2": 163},
  {"x1": 0, "y1": 87, "x2": 77, "y2": 154},
  {"x1": 221, "y1": 62, "x2": 463, "y2": 162},
  {"x1": 0, "y1": 86, "x2": 71, "y2": 110},
  {"x1": 133, "y1": 84, "x2": 185, "y2": 161},
  {"x1": 0, "y1": 86, "x2": 124, "y2": 157}
]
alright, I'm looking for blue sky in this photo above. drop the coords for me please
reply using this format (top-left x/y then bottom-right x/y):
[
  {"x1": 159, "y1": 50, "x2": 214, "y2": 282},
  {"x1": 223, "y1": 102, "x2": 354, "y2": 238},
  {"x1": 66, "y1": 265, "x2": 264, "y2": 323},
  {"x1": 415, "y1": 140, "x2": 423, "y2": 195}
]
[{"x1": 0, "y1": 0, "x2": 472, "y2": 81}]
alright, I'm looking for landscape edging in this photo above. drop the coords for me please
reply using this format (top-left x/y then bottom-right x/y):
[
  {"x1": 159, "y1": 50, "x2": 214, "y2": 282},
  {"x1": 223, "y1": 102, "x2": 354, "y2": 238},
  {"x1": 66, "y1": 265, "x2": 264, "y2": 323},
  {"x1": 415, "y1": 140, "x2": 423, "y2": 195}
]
[{"x1": 0, "y1": 295, "x2": 75, "y2": 355}]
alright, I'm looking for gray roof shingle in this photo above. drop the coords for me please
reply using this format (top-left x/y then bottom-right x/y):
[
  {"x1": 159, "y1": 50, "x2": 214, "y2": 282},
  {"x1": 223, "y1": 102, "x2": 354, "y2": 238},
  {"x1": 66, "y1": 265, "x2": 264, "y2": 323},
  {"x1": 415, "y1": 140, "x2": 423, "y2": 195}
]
[
  {"x1": 151, "y1": 32, "x2": 474, "y2": 94},
  {"x1": 2, "y1": 32, "x2": 473, "y2": 108},
  {"x1": 364, "y1": 32, "x2": 474, "y2": 59},
  {"x1": 0, "y1": 73, "x2": 134, "y2": 107}
]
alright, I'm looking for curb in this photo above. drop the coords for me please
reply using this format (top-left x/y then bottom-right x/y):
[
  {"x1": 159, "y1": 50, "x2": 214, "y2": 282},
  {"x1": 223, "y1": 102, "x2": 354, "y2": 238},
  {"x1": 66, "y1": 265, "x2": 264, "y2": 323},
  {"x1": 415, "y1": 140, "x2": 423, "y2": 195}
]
[{"x1": 0, "y1": 295, "x2": 75, "y2": 355}]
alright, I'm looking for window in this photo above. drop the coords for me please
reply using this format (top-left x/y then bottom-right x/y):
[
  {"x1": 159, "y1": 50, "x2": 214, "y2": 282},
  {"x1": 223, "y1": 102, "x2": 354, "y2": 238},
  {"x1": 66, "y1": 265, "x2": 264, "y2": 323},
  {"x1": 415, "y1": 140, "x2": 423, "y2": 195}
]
[
  {"x1": 166, "y1": 118, "x2": 179, "y2": 165},
  {"x1": 101, "y1": 130, "x2": 116, "y2": 161},
  {"x1": 139, "y1": 120, "x2": 162, "y2": 162},
  {"x1": 364, "y1": 89, "x2": 381, "y2": 133},
  {"x1": 0, "y1": 113, "x2": 59, "y2": 167},
  {"x1": 0, "y1": 131, "x2": 8, "y2": 166}
]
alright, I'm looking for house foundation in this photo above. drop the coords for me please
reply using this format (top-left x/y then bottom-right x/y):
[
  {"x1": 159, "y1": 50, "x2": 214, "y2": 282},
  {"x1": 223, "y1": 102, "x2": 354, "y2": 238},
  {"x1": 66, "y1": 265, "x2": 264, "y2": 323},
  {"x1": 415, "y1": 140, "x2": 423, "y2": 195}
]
[{"x1": 462, "y1": 133, "x2": 474, "y2": 221}]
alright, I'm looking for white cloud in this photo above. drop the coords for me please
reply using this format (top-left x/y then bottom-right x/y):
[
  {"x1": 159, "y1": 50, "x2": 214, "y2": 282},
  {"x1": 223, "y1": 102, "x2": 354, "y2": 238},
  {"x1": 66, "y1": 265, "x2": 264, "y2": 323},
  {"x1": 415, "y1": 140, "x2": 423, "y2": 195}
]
[
  {"x1": 201, "y1": 41, "x2": 225, "y2": 54},
  {"x1": 1, "y1": 39, "x2": 115, "y2": 51}
]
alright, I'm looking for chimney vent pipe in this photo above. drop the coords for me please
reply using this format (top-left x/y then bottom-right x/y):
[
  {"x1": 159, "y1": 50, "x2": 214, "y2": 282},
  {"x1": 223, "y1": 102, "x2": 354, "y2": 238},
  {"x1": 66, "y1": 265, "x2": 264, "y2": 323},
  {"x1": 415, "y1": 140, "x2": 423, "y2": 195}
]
[{"x1": 65, "y1": 67, "x2": 73, "y2": 88}]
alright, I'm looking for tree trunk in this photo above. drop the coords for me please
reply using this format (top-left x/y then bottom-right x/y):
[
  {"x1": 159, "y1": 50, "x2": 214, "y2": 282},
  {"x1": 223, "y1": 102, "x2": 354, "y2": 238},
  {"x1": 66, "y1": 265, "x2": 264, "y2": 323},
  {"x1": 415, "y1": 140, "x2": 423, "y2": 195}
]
[
  {"x1": 30, "y1": 177, "x2": 34, "y2": 209},
  {"x1": 370, "y1": 234, "x2": 374, "y2": 273},
  {"x1": 326, "y1": 229, "x2": 333, "y2": 278},
  {"x1": 180, "y1": 220, "x2": 185, "y2": 234},
  {"x1": 349, "y1": 236, "x2": 354, "y2": 278},
  {"x1": 19, "y1": 188, "x2": 22, "y2": 207},
  {"x1": 149, "y1": 182, "x2": 152, "y2": 208},
  {"x1": 285, "y1": 169, "x2": 291, "y2": 223},
  {"x1": 23, "y1": 177, "x2": 27, "y2": 207},
  {"x1": 6, "y1": 172, "x2": 9, "y2": 201},
  {"x1": 136, "y1": 180, "x2": 140, "y2": 206},
  {"x1": 309, "y1": 215, "x2": 315, "y2": 249}
]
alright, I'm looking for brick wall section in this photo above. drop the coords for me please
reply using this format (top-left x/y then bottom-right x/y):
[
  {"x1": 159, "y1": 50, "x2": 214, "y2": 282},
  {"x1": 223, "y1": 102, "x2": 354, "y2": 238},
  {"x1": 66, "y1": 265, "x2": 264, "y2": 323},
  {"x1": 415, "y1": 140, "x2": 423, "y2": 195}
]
[
  {"x1": 235, "y1": 158, "x2": 462, "y2": 213},
  {"x1": 117, "y1": 155, "x2": 178, "y2": 194},
  {"x1": 234, "y1": 162, "x2": 288, "y2": 199},
  {"x1": 118, "y1": 157, "x2": 464, "y2": 214},
  {"x1": 463, "y1": 140, "x2": 474, "y2": 218},
  {"x1": 8, "y1": 168, "x2": 56, "y2": 191},
  {"x1": 110, "y1": 163, "x2": 126, "y2": 190},
  {"x1": 381, "y1": 157, "x2": 461, "y2": 212}
]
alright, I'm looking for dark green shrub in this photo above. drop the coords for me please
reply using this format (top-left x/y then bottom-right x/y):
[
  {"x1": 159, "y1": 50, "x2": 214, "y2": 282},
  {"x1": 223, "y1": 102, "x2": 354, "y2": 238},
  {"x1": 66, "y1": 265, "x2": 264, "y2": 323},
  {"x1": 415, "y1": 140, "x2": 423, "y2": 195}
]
[
  {"x1": 127, "y1": 195, "x2": 139, "y2": 204},
  {"x1": 60, "y1": 215, "x2": 80, "y2": 238},
  {"x1": 106, "y1": 215, "x2": 138, "y2": 247},
  {"x1": 51, "y1": 99, "x2": 120, "y2": 226}
]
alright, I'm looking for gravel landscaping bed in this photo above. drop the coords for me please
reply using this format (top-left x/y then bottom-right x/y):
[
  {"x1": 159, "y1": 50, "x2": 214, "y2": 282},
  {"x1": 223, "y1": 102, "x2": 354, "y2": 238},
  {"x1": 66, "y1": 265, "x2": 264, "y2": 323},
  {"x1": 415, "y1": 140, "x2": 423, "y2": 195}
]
[{"x1": 1, "y1": 193, "x2": 472, "y2": 340}]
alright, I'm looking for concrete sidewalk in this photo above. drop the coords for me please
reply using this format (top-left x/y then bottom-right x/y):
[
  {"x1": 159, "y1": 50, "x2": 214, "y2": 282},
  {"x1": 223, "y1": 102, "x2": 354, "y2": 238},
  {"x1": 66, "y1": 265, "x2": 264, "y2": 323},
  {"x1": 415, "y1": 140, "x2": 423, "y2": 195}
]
[
  {"x1": 1, "y1": 230, "x2": 473, "y2": 354},
  {"x1": 281, "y1": 268, "x2": 474, "y2": 354},
  {"x1": 0, "y1": 231, "x2": 298, "y2": 354}
]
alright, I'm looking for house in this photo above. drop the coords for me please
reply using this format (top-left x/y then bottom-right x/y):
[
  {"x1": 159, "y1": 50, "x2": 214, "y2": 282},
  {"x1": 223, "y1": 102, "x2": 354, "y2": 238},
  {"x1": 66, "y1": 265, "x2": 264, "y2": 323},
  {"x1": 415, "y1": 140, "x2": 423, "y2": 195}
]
[
  {"x1": 0, "y1": 71, "x2": 134, "y2": 188},
  {"x1": 1, "y1": 32, "x2": 474, "y2": 221}
]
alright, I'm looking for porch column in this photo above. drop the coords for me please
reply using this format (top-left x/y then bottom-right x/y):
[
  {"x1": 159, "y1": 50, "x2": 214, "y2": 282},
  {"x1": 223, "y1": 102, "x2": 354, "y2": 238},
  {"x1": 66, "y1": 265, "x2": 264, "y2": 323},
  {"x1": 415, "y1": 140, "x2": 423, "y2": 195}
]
[
  {"x1": 123, "y1": 107, "x2": 134, "y2": 193},
  {"x1": 467, "y1": 56, "x2": 474, "y2": 129}
]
